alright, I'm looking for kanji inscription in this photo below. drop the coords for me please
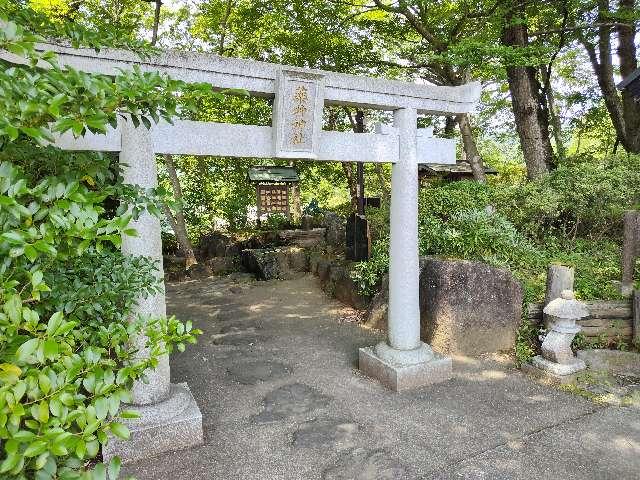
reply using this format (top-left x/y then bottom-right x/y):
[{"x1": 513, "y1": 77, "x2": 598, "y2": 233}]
[
  {"x1": 273, "y1": 70, "x2": 324, "y2": 159},
  {"x1": 257, "y1": 184, "x2": 290, "y2": 218}
]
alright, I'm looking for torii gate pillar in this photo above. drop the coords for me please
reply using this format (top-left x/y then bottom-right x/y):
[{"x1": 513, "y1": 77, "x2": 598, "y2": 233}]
[
  {"x1": 102, "y1": 119, "x2": 204, "y2": 463},
  {"x1": 358, "y1": 108, "x2": 452, "y2": 391}
]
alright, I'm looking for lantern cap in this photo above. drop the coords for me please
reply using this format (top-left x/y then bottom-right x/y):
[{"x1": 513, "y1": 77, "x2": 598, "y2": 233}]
[{"x1": 543, "y1": 290, "x2": 589, "y2": 319}]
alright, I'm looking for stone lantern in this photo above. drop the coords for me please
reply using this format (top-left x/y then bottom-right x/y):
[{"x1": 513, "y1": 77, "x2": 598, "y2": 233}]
[{"x1": 531, "y1": 289, "x2": 589, "y2": 378}]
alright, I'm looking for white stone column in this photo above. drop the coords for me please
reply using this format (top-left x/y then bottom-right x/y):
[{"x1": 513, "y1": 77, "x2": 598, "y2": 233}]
[
  {"x1": 387, "y1": 108, "x2": 421, "y2": 351},
  {"x1": 358, "y1": 108, "x2": 452, "y2": 391},
  {"x1": 104, "y1": 118, "x2": 203, "y2": 464},
  {"x1": 120, "y1": 119, "x2": 171, "y2": 405}
]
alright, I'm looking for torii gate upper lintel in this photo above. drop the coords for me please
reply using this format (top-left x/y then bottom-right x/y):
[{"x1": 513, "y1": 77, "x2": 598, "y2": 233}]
[{"x1": 8, "y1": 43, "x2": 481, "y2": 463}]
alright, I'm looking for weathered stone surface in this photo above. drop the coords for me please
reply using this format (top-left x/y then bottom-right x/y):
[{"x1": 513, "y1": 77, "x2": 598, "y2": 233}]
[
  {"x1": 163, "y1": 254, "x2": 187, "y2": 281},
  {"x1": 419, "y1": 257, "x2": 523, "y2": 356},
  {"x1": 292, "y1": 419, "x2": 360, "y2": 449},
  {"x1": 526, "y1": 290, "x2": 588, "y2": 381},
  {"x1": 329, "y1": 264, "x2": 369, "y2": 310},
  {"x1": 253, "y1": 383, "x2": 331, "y2": 423},
  {"x1": 204, "y1": 256, "x2": 236, "y2": 275},
  {"x1": 364, "y1": 275, "x2": 388, "y2": 331},
  {"x1": 212, "y1": 333, "x2": 262, "y2": 346},
  {"x1": 278, "y1": 228, "x2": 326, "y2": 248},
  {"x1": 322, "y1": 449, "x2": 409, "y2": 480},
  {"x1": 241, "y1": 248, "x2": 290, "y2": 280},
  {"x1": 577, "y1": 349, "x2": 640, "y2": 376},
  {"x1": 322, "y1": 212, "x2": 345, "y2": 249},
  {"x1": 198, "y1": 232, "x2": 234, "y2": 258},
  {"x1": 621, "y1": 210, "x2": 640, "y2": 295},
  {"x1": 634, "y1": 289, "x2": 640, "y2": 344},
  {"x1": 226, "y1": 360, "x2": 291, "y2": 385},
  {"x1": 102, "y1": 383, "x2": 203, "y2": 464},
  {"x1": 544, "y1": 264, "x2": 574, "y2": 327},
  {"x1": 241, "y1": 247, "x2": 308, "y2": 280}
]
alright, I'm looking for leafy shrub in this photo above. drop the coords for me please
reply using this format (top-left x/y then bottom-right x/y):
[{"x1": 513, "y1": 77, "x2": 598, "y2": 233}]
[
  {"x1": 261, "y1": 213, "x2": 295, "y2": 231},
  {"x1": 0, "y1": 152, "x2": 200, "y2": 479},
  {"x1": 491, "y1": 154, "x2": 640, "y2": 240},
  {"x1": 350, "y1": 236, "x2": 389, "y2": 296},
  {"x1": 514, "y1": 320, "x2": 541, "y2": 366},
  {"x1": 0, "y1": 15, "x2": 204, "y2": 478}
]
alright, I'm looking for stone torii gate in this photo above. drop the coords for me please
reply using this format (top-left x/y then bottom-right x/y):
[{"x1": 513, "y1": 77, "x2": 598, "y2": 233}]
[{"x1": 21, "y1": 44, "x2": 480, "y2": 462}]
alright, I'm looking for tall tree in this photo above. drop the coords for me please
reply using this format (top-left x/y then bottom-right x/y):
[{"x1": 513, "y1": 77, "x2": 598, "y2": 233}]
[
  {"x1": 501, "y1": 0, "x2": 555, "y2": 178},
  {"x1": 577, "y1": 0, "x2": 640, "y2": 153}
]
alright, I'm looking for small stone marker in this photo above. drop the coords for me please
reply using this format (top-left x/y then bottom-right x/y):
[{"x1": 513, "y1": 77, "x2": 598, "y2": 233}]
[
  {"x1": 525, "y1": 290, "x2": 589, "y2": 384},
  {"x1": 633, "y1": 289, "x2": 640, "y2": 345},
  {"x1": 544, "y1": 264, "x2": 575, "y2": 328}
]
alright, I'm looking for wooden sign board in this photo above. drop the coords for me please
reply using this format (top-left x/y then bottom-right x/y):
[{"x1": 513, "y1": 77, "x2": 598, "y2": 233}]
[{"x1": 256, "y1": 184, "x2": 290, "y2": 219}]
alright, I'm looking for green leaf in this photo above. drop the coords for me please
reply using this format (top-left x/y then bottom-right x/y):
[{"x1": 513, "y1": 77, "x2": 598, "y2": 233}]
[
  {"x1": 46, "y1": 311, "x2": 64, "y2": 336},
  {"x1": 15, "y1": 338, "x2": 39, "y2": 363},
  {"x1": 92, "y1": 463, "x2": 107, "y2": 480},
  {"x1": 109, "y1": 422, "x2": 130, "y2": 440},
  {"x1": 0, "y1": 454, "x2": 20, "y2": 473},
  {"x1": 107, "y1": 457, "x2": 121, "y2": 480},
  {"x1": 23, "y1": 440, "x2": 48, "y2": 458},
  {"x1": 43, "y1": 339, "x2": 59, "y2": 360}
]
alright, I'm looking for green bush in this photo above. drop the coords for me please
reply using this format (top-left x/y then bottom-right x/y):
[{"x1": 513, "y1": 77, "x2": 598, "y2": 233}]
[
  {"x1": 491, "y1": 154, "x2": 640, "y2": 240},
  {"x1": 353, "y1": 155, "x2": 639, "y2": 302},
  {"x1": 0, "y1": 15, "x2": 204, "y2": 479},
  {"x1": 0, "y1": 152, "x2": 200, "y2": 479}
]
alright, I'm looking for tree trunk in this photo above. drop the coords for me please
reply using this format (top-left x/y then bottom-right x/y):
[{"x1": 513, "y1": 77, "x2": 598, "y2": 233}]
[
  {"x1": 342, "y1": 162, "x2": 359, "y2": 212},
  {"x1": 443, "y1": 116, "x2": 457, "y2": 138},
  {"x1": 616, "y1": 0, "x2": 640, "y2": 151},
  {"x1": 502, "y1": 2, "x2": 553, "y2": 180},
  {"x1": 218, "y1": 0, "x2": 234, "y2": 55},
  {"x1": 151, "y1": 0, "x2": 162, "y2": 46},
  {"x1": 539, "y1": 67, "x2": 566, "y2": 160},
  {"x1": 456, "y1": 113, "x2": 486, "y2": 182},
  {"x1": 163, "y1": 154, "x2": 198, "y2": 268},
  {"x1": 579, "y1": 0, "x2": 640, "y2": 153}
]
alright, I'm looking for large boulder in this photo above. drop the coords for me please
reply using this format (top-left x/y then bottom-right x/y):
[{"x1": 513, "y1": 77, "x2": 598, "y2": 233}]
[
  {"x1": 241, "y1": 247, "x2": 308, "y2": 280},
  {"x1": 364, "y1": 274, "x2": 388, "y2": 331},
  {"x1": 419, "y1": 257, "x2": 523, "y2": 356},
  {"x1": 205, "y1": 256, "x2": 237, "y2": 275},
  {"x1": 277, "y1": 228, "x2": 326, "y2": 248},
  {"x1": 198, "y1": 232, "x2": 234, "y2": 258}
]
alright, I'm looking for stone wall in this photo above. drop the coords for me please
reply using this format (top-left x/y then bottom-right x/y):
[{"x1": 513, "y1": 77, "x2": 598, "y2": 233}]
[{"x1": 308, "y1": 252, "x2": 370, "y2": 310}]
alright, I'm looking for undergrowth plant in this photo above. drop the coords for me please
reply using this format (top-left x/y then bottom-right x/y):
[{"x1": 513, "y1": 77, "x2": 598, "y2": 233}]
[{"x1": 0, "y1": 11, "x2": 205, "y2": 479}]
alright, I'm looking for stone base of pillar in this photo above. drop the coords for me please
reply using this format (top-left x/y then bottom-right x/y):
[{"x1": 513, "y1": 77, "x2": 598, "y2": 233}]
[
  {"x1": 359, "y1": 343, "x2": 452, "y2": 392},
  {"x1": 103, "y1": 382, "x2": 203, "y2": 464},
  {"x1": 521, "y1": 356, "x2": 586, "y2": 385}
]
